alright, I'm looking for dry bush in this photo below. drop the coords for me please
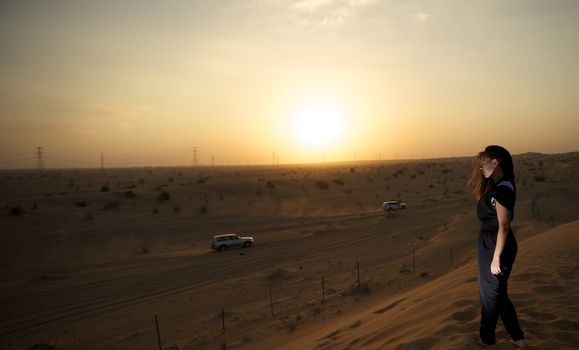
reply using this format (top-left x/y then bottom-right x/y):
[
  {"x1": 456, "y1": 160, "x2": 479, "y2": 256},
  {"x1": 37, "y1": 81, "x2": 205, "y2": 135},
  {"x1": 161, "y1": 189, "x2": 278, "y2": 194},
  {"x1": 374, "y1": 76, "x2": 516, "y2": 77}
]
[
  {"x1": 102, "y1": 200, "x2": 119, "y2": 210},
  {"x1": 157, "y1": 191, "x2": 170, "y2": 202},
  {"x1": 315, "y1": 180, "x2": 330, "y2": 190},
  {"x1": 9, "y1": 204, "x2": 24, "y2": 216}
]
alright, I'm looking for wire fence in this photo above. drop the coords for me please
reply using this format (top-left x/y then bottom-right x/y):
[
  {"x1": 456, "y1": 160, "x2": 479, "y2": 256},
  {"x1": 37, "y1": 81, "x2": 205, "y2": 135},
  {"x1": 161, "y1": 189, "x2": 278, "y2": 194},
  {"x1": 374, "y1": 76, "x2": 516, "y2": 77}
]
[{"x1": 107, "y1": 249, "x2": 463, "y2": 350}]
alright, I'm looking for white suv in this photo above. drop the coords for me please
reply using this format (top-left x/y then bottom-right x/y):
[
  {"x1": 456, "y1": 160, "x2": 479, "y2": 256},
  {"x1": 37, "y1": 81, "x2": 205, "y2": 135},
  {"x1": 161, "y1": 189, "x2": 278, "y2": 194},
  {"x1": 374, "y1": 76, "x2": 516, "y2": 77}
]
[
  {"x1": 210, "y1": 234, "x2": 254, "y2": 251},
  {"x1": 382, "y1": 200, "x2": 407, "y2": 211}
]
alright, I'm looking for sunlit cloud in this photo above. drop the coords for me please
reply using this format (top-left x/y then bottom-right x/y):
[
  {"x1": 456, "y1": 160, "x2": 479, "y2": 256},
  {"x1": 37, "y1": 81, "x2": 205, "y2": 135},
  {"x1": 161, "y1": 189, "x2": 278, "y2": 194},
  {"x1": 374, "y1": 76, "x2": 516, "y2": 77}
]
[
  {"x1": 412, "y1": 11, "x2": 431, "y2": 24},
  {"x1": 251, "y1": 0, "x2": 377, "y2": 27}
]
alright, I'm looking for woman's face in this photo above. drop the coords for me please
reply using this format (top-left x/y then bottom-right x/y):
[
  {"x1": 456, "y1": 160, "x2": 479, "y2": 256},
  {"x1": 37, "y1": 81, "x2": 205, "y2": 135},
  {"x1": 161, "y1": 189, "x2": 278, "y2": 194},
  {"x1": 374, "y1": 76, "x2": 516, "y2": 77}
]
[{"x1": 479, "y1": 157, "x2": 498, "y2": 179}]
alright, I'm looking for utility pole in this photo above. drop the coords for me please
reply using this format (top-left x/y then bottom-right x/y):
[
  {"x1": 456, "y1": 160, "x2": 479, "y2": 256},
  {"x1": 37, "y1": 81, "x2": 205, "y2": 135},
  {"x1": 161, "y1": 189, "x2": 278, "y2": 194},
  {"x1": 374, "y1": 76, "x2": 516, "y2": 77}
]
[
  {"x1": 100, "y1": 153, "x2": 104, "y2": 170},
  {"x1": 35, "y1": 146, "x2": 45, "y2": 169},
  {"x1": 211, "y1": 155, "x2": 215, "y2": 167},
  {"x1": 192, "y1": 146, "x2": 198, "y2": 167}
]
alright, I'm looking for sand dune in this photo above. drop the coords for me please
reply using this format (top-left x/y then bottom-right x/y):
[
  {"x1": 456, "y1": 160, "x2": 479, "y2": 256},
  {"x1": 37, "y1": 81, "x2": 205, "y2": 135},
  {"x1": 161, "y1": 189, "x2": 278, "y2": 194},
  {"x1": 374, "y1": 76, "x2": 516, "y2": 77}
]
[
  {"x1": 265, "y1": 220, "x2": 579, "y2": 350},
  {"x1": 1, "y1": 153, "x2": 578, "y2": 349}
]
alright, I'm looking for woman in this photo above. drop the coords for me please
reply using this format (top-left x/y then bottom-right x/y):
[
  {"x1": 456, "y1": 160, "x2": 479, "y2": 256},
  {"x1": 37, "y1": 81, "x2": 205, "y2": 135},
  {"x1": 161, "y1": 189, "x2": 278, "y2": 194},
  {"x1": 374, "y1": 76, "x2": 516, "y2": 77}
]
[{"x1": 468, "y1": 145, "x2": 525, "y2": 347}]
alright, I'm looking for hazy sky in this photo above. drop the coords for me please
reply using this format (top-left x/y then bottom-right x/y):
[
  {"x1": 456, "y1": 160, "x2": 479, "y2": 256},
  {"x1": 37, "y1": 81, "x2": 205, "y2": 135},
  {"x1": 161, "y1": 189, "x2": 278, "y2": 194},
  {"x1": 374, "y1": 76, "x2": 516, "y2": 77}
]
[{"x1": 1, "y1": 0, "x2": 579, "y2": 167}]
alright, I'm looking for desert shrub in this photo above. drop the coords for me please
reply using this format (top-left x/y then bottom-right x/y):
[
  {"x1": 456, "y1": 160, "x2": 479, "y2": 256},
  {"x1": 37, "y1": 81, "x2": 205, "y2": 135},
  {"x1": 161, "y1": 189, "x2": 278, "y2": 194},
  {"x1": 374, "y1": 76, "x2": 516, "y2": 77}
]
[
  {"x1": 124, "y1": 190, "x2": 136, "y2": 199},
  {"x1": 266, "y1": 180, "x2": 275, "y2": 189},
  {"x1": 138, "y1": 245, "x2": 149, "y2": 255},
  {"x1": 266, "y1": 268, "x2": 288, "y2": 281},
  {"x1": 100, "y1": 185, "x2": 110, "y2": 192},
  {"x1": 197, "y1": 177, "x2": 209, "y2": 184},
  {"x1": 315, "y1": 180, "x2": 329, "y2": 190},
  {"x1": 157, "y1": 191, "x2": 170, "y2": 202},
  {"x1": 173, "y1": 205, "x2": 181, "y2": 213},
  {"x1": 32, "y1": 202, "x2": 38, "y2": 210},
  {"x1": 75, "y1": 201, "x2": 88, "y2": 207},
  {"x1": 350, "y1": 167, "x2": 356, "y2": 173},
  {"x1": 398, "y1": 264, "x2": 411, "y2": 274},
  {"x1": 153, "y1": 207, "x2": 159, "y2": 214},
  {"x1": 102, "y1": 200, "x2": 119, "y2": 210},
  {"x1": 333, "y1": 179, "x2": 344, "y2": 186},
  {"x1": 9, "y1": 205, "x2": 24, "y2": 216},
  {"x1": 534, "y1": 175, "x2": 546, "y2": 182}
]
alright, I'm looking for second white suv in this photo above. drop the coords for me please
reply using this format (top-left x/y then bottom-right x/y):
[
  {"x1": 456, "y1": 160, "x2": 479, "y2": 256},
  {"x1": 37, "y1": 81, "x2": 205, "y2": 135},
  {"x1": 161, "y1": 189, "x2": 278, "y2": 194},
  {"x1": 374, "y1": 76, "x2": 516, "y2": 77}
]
[
  {"x1": 382, "y1": 200, "x2": 407, "y2": 211},
  {"x1": 210, "y1": 234, "x2": 254, "y2": 251}
]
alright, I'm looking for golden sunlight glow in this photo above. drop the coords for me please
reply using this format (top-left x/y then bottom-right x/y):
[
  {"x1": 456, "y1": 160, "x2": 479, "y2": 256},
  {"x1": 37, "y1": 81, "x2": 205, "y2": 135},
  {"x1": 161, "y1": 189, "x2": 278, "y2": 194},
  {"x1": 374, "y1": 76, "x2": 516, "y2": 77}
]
[{"x1": 292, "y1": 102, "x2": 344, "y2": 148}]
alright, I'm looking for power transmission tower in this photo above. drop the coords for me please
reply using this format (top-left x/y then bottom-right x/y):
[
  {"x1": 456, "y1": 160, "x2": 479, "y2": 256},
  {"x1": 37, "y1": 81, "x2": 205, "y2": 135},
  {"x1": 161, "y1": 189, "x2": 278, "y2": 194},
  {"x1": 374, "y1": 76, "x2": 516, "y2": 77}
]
[
  {"x1": 35, "y1": 146, "x2": 45, "y2": 169},
  {"x1": 192, "y1": 146, "x2": 198, "y2": 166}
]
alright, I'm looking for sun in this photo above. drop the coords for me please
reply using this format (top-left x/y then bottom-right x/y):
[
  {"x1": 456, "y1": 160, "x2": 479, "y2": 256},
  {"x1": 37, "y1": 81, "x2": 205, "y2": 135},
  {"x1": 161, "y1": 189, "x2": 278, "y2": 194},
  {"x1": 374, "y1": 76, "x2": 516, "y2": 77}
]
[{"x1": 292, "y1": 102, "x2": 344, "y2": 148}]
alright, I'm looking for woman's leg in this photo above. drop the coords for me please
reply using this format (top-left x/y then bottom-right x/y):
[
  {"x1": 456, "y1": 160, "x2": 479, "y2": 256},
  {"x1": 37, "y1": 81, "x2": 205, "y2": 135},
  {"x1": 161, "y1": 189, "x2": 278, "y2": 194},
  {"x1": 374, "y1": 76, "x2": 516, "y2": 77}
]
[
  {"x1": 478, "y1": 232, "x2": 499, "y2": 345},
  {"x1": 499, "y1": 236, "x2": 524, "y2": 341}
]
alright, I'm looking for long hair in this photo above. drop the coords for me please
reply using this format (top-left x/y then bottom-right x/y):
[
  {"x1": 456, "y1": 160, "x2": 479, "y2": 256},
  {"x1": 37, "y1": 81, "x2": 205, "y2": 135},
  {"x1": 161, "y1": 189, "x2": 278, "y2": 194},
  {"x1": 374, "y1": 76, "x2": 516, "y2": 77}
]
[{"x1": 468, "y1": 145, "x2": 515, "y2": 200}]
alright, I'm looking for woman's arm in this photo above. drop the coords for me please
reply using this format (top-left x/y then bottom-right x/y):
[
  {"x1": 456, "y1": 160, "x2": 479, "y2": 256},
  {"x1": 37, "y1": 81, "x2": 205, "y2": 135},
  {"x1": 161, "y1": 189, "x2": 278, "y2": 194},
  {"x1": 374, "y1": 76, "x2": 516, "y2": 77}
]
[{"x1": 491, "y1": 201, "x2": 511, "y2": 275}]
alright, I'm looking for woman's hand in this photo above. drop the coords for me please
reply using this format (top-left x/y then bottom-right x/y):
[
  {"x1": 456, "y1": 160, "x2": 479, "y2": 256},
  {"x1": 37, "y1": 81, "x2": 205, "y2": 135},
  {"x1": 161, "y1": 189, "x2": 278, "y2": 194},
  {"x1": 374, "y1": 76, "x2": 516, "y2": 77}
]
[{"x1": 491, "y1": 256, "x2": 502, "y2": 275}]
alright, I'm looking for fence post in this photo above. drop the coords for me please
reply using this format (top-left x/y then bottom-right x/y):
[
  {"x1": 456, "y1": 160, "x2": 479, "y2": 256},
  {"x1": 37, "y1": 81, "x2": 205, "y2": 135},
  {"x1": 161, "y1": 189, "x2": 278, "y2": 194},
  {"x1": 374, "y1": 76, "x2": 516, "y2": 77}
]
[
  {"x1": 321, "y1": 276, "x2": 325, "y2": 304},
  {"x1": 450, "y1": 247, "x2": 453, "y2": 267},
  {"x1": 356, "y1": 261, "x2": 360, "y2": 290},
  {"x1": 269, "y1": 284, "x2": 274, "y2": 316},
  {"x1": 154, "y1": 314, "x2": 162, "y2": 350},
  {"x1": 221, "y1": 306, "x2": 226, "y2": 332},
  {"x1": 412, "y1": 247, "x2": 416, "y2": 276}
]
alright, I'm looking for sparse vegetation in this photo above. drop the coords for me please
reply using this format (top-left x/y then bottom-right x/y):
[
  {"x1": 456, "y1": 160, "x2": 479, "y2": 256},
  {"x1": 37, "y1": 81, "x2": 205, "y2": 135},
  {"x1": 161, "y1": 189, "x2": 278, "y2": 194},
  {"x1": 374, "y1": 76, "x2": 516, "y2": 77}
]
[
  {"x1": 100, "y1": 185, "x2": 110, "y2": 192},
  {"x1": 102, "y1": 200, "x2": 120, "y2": 210},
  {"x1": 9, "y1": 204, "x2": 24, "y2": 216},
  {"x1": 315, "y1": 180, "x2": 329, "y2": 190},
  {"x1": 157, "y1": 191, "x2": 170, "y2": 202}
]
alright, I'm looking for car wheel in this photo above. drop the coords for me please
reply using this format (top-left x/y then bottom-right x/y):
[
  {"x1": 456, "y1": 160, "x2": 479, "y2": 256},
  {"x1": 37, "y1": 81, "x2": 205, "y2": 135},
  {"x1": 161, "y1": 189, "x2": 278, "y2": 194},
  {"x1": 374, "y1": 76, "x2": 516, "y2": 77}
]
[
  {"x1": 243, "y1": 242, "x2": 252, "y2": 248},
  {"x1": 218, "y1": 245, "x2": 227, "y2": 251}
]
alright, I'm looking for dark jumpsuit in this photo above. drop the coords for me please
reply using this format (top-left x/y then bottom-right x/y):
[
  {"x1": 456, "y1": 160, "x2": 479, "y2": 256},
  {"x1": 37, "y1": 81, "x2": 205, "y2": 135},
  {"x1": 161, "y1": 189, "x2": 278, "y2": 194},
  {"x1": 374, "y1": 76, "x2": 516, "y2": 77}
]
[{"x1": 476, "y1": 179, "x2": 524, "y2": 344}]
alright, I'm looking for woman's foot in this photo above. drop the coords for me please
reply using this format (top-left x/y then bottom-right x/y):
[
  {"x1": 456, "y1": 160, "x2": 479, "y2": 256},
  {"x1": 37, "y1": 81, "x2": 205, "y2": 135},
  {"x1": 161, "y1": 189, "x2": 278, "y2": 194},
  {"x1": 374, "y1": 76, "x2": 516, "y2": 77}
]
[
  {"x1": 479, "y1": 339, "x2": 494, "y2": 347},
  {"x1": 511, "y1": 339, "x2": 526, "y2": 348}
]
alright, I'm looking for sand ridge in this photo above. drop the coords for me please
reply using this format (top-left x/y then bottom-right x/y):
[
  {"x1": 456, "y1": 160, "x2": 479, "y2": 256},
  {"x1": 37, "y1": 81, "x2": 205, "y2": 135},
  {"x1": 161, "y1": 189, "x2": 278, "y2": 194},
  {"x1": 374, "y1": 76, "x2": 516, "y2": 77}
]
[{"x1": 268, "y1": 220, "x2": 579, "y2": 350}]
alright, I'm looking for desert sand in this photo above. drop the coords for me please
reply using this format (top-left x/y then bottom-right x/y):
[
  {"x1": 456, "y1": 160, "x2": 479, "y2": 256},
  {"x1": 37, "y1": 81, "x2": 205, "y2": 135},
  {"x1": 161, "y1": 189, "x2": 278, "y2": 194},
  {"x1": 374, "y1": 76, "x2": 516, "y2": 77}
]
[{"x1": 1, "y1": 152, "x2": 578, "y2": 349}]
